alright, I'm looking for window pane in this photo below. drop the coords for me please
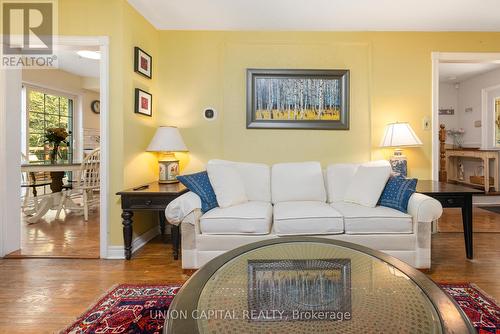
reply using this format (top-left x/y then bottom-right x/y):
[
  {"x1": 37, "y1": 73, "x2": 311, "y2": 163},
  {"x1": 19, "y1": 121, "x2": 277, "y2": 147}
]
[
  {"x1": 60, "y1": 98, "x2": 69, "y2": 116},
  {"x1": 28, "y1": 91, "x2": 44, "y2": 113},
  {"x1": 29, "y1": 112, "x2": 45, "y2": 132},
  {"x1": 28, "y1": 133, "x2": 46, "y2": 161},
  {"x1": 29, "y1": 133, "x2": 45, "y2": 147},
  {"x1": 44, "y1": 94, "x2": 59, "y2": 115},
  {"x1": 59, "y1": 116, "x2": 69, "y2": 129},
  {"x1": 45, "y1": 113, "x2": 60, "y2": 129}
]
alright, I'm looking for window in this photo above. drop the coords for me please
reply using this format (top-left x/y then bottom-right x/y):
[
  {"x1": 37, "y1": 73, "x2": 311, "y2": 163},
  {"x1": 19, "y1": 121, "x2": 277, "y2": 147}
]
[{"x1": 27, "y1": 88, "x2": 74, "y2": 162}]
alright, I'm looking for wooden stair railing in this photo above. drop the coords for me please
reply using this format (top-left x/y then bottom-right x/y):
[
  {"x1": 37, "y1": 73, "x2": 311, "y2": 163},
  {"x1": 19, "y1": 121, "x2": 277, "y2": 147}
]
[{"x1": 439, "y1": 124, "x2": 447, "y2": 182}]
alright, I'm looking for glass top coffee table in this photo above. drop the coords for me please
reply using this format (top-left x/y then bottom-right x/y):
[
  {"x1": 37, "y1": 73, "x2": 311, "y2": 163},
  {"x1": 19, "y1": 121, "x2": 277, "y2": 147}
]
[{"x1": 164, "y1": 237, "x2": 474, "y2": 333}]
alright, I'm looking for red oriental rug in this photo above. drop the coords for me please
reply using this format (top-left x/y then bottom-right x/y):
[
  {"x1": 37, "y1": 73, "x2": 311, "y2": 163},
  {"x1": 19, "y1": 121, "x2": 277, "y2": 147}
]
[
  {"x1": 440, "y1": 283, "x2": 500, "y2": 334},
  {"x1": 62, "y1": 283, "x2": 499, "y2": 334},
  {"x1": 61, "y1": 284, "x2": 181, "y2": 334}
]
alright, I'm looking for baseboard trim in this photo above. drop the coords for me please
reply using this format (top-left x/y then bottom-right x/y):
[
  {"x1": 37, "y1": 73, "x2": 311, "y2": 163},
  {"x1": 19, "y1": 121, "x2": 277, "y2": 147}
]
[
  {"x1": 473, "y1": 195, "x2": 500, "y2": 206},
  {"x1": 105, "y1": 226, "x2": 160, "y2": 259}
]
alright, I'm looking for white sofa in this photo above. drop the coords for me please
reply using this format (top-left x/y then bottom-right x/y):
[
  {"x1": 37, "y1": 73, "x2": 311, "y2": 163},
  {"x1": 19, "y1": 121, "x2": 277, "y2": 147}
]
[{"x1": 166, "y1": 160, "x2": 443, "y2": 269}]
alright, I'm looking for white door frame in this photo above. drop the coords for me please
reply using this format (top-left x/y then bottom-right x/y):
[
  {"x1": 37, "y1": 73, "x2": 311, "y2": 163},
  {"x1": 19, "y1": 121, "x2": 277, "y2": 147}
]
[
  {"x1": 481, "y1": 84, "x2": 500, "y2": 150},
  {"x1": 0, "y1": 35, "x2": 110, "y2": 258},
  {"x1": 0, "y1": 68, "x2": 22, "y2": 256},
  {"x1": 431, "y1": 52, "x2": 500, "y2": 181}
]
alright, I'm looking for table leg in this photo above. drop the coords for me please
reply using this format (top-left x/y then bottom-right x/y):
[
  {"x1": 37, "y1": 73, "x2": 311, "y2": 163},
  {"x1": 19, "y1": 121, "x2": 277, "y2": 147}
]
[
  {"x1": 26, "y1": 196, "x2": 54, "y2": 224},
  {"x1": 494, "y1": 157, "x2": 499, "y2": 192},
  {"x1": 122, "y1": 211, "x2": 134, "y2": 260},
  {"x1": 461, "y1": 194, "x2": 473, "y2": 259},
  {"x1": 483, "y1": 158, "x2": 490, "y2": 193},
  {"x1": 158, "y1": 211, "x2": 166, "y2": 237},
  {"x1": 172, "y1": 224, "x2": 180, "y2": 260},
  {"x1": 50, "y1": 171, "x2": 65, "y2": 193}
]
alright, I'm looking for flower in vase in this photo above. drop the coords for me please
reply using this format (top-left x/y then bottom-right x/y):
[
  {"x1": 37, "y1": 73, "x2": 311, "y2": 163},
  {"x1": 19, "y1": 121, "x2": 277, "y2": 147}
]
[{"x1": 45, "y1": 128, "x2": 71, "y2": 163}]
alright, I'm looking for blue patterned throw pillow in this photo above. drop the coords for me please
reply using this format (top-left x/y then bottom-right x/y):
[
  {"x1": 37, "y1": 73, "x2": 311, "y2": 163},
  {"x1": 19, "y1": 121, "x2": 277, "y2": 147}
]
[
  {"x1": 177, "y1": 171, "x2": 218, "y2": 213},
  {"x1": 378, "y1": 176, "x2": 417, "y2": 213}
]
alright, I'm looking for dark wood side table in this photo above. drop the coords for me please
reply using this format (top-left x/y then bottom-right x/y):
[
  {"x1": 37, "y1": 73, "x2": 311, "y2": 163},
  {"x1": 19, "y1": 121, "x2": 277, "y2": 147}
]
[
  {"x1": 117, "y1": 182, "x2": 188, "y2": 260},
  {"x1": 417, "y1": 180, "x2": 483, "y2": 259}
]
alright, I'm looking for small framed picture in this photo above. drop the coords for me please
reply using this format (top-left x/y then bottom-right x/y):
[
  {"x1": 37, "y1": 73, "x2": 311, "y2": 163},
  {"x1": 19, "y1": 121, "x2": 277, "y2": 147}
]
[
  {"x1": 135, "y1": 88, "x2": 152, "y2": 116},
  {"x1": 134, "y1": 47, "x2": 152, "y2": 79}
]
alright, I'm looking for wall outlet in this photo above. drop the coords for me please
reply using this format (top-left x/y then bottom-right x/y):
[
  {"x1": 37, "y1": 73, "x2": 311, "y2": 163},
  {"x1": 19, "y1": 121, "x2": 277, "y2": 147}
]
[{"x1": 423, "y1": 117, "x2": 431, "y2": 130}]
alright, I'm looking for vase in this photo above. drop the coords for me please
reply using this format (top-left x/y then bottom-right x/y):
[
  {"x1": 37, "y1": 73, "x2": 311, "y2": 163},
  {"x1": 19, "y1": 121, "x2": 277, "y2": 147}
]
[
  {"x1": 453, "y1": 135, "x2": 464, "y2": 149},
  {"x1": 50, "y1": 144, "x2": 60, "y2": 164}
]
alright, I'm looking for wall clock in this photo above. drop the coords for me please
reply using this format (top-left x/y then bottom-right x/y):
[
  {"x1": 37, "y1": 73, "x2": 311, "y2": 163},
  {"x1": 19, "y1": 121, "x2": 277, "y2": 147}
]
[{"x1": 91, "y1": 100, "x2": 100, "y2": 114}]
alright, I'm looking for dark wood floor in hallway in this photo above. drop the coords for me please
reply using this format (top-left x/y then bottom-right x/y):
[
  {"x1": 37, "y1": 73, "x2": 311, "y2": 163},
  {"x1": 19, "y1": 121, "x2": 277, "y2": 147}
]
[{"x1": 0, "y1": 207, "x2": 499, "y2": 333}]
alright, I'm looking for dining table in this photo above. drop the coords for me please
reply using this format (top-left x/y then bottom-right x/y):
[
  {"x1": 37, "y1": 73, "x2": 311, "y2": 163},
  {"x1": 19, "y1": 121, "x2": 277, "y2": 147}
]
[{"x1": 21, "y1": 162, "x2": 82, "y2": 223}]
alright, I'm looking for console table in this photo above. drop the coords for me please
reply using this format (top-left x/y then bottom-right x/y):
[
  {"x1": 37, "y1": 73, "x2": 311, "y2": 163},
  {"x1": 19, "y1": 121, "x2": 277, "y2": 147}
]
[
  {"x1": 117, "y1": 182, "x2": 188, "y2": 260},
  {"x1": 417, "y1": 180, "x2": 483, "y2": 259},
  {"x1": 445, "y1": 148, "x2": 499, "y2": 193}
]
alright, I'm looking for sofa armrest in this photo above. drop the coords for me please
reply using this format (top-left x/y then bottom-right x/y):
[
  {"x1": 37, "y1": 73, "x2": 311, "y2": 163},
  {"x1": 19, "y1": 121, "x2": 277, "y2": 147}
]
[
  {"x1": 407, "y1": 193, "x2": 443, "y2": 223},
  {"x1": 165, "y1": 191, "x2": 202, "y2": 225}
]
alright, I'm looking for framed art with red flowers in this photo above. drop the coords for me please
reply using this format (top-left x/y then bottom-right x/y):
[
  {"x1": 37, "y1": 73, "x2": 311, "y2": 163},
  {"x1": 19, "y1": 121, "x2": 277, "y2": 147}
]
[
  {"x1": 135, "y1": 88, "x2": 152, "y2": 116},
  {"x1": 134, "y1": 46, "x2": 152, "y2": 79}
]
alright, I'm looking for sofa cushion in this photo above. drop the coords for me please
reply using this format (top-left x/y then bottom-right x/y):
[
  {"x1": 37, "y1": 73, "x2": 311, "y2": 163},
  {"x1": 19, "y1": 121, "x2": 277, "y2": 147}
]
[
  {"x1": 331, "y1": 201, "x2": 413, "y2": 234},
  {"x1": 378, "y1": 176, "x2": 417, "y2": 213},
  {"x1": 207, "y1": 164, "x2": 248, "y2": 208},
  {"x1": 273, "y1": 201, "x2": 343, "y2": 235},
  {"x1": 325, "y1": 163, "x2": 358, "y2": 203},
  {"x1": 208, "y1": 159, "x2": 271, "y2": 202},
  {"x1": 326, "y1": 160, "x2": 392, "y2": 203},
  {"x1": 177, "y1": 171, "x2": 218, "y2": 213},
  {"x1": 343, "y1": 163, "x2": 391, "y2": 207},
  {"x1": 271, "y1": 162, "x2": 326, "y2": 203},
  {"x1": 200, "y1": 201, "x2": 272, "y2": 235}
]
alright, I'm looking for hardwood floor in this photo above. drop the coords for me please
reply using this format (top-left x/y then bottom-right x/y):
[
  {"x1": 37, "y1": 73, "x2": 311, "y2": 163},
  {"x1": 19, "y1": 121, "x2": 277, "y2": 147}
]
[
  {"x1": 6, "y1": 209, "x2": 99, "y2": 258},
  {"x1": 428, "y1": 232, "x2": 500, "y2": 300},
  {"x1": 0, "y1": 207, "x2": 498, "y2": 333},
  {"x1": 438, "y1": 206, "x2": 500, "y2": 232},
  {"x1": 0, "y1": 237, "x2": 187, "y2": 333}
]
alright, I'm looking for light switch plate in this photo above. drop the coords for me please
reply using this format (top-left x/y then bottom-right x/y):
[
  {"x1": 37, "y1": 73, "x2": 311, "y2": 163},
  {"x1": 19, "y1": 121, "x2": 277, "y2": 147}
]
[{"x1": 423, "y1": 117, "x2": 431, "y2": 130}]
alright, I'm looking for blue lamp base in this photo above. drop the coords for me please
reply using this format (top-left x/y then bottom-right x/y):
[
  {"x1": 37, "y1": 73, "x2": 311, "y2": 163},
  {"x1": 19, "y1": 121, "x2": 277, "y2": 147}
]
[{"x1": 389, "y1": 150, "x2": 408, "y2": 177}]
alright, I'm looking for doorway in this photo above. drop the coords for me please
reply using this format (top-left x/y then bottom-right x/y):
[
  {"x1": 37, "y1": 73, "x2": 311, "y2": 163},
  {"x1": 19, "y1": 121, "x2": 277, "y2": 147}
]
[
  {"x1": 0, "y1": 36, "x2": 109, "y2": 258},
  {"x1": 431, "y1": 52, "x2": 500, "y2": 182}
]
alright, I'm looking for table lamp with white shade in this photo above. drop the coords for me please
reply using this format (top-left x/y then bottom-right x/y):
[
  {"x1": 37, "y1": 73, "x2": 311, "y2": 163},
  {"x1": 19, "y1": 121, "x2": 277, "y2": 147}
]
[
  {"x1": 380, "y1": 122, "x2": 423, "y2": 177},
  {"x1": 147, "y1": 126, "x2": 188, "y2": 183}
]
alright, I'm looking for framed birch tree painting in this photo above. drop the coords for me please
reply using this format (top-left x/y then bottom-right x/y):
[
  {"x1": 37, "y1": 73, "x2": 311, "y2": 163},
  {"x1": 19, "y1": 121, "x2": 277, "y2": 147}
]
[{"x1": 246, "y1": 69, "x2": 350, "y2": 130}]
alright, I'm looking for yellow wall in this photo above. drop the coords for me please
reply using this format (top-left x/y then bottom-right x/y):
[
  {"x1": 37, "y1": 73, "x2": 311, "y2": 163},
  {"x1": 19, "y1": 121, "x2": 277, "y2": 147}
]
[
  {"x1": 158, "y1": 31, "x2": 500, "y2": 179},
  {"x1": 56, "y1": 0, "x2": 500, "y2": 248},
  {"x1": 58, "y1": 0, "x2": 159, "y2": 246}
]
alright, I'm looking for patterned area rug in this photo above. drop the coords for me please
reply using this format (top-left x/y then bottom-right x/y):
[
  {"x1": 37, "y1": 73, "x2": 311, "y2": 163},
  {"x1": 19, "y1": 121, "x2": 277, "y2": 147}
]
[
  {"x1": 61, "y1": 284, "x2": 181, "y2": 334},
  {"x1": 440, "y1": 283, "x2": 500, "y2": 334},
  {"x1": 62, "y1": 283, "x2": 499, "y2": 334}
]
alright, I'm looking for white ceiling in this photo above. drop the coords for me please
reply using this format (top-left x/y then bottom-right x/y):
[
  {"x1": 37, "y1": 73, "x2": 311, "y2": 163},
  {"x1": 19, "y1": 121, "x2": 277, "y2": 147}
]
[
  {"x1": 56, "y1": 46, "x2": 100, "y2": 79},
  {"x1": 127, "y1": 0, "x2": 500, "y2": 31},
  {"x1": 439, "y1": 62, "x2": 500, "y2": 83}
]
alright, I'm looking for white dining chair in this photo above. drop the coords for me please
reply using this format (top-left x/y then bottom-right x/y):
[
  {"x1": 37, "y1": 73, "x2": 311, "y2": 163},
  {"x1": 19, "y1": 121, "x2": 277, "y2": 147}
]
[
  {"x1": 21, "y1": 153, "x2": 52, "y2": 217},
  {"x1": 56, "y1": 148, "x2": 100, "y2": 221}
]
